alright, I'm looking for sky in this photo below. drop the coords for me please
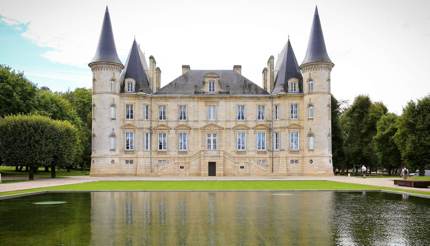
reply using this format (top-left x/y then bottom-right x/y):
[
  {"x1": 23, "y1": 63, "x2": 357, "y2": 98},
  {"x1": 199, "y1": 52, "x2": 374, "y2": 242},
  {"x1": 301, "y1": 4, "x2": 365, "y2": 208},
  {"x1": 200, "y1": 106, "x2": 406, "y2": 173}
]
[{"x1": 0, "y1": 0, "x2": 429, "y2": 114}]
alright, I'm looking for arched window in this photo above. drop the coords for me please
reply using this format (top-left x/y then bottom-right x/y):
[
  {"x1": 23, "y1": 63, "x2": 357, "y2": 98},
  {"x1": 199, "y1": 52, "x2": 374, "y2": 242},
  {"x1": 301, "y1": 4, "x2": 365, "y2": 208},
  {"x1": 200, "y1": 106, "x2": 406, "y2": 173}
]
[
  {"x1": 308, "y1": 80, "x2": 314, "y2": 93},
  {"x1": 308, "y1": 104, "x2": 314, "y2": 119},
  {"x1": 308, "y1": 134, "x2": 315, "y2": 151}
]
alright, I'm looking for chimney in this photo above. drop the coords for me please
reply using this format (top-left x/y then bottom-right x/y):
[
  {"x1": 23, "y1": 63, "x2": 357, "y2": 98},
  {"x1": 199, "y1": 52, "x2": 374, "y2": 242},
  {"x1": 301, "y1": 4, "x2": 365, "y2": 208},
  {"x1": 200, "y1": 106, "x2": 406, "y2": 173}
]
[
  {"x1": 182, "y1": 65, "x2": 190, "y2": 74},
  {"x1": 233, "y1": 65, "x2": 242, "y2": 74},
  {"x1": 155, "y1": 67, "x2": 161, "y2": 91}
]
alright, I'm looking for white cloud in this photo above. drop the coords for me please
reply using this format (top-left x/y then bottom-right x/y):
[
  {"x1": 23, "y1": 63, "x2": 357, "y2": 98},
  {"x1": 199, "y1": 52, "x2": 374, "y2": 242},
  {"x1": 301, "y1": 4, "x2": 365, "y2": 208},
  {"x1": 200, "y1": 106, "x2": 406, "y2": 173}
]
[{"x1": 1, "y1": 0, "x2": 430, "y2": 114}]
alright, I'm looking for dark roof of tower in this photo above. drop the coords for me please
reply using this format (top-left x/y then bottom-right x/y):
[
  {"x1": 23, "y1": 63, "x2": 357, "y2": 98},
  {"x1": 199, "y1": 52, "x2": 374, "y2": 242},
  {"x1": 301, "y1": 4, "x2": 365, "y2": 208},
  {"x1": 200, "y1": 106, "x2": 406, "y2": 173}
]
[
  {"x1": 301, "y1": 7, "x2": 332, "y2": 65},
  {"x1": 156, "y1": 70, "x2": 269, "y2": 95},
  {"x1": 273, "y1": 39, "x2": 303, "y2": 94},
  {"x1": 121, "y1": 40, "x2": 152, "y2": 93},
  {"x1": 90, "y1": 7, "x2": 122, "y2": 66}
]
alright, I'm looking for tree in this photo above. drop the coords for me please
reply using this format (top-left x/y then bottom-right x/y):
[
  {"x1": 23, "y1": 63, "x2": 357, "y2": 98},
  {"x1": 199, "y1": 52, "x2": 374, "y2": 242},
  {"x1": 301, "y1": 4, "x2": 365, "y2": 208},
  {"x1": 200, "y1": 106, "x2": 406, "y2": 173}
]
[
  {"x1": 395, "y1": 96, "x2": 430, "y2": 175},
  {"x1": 0, "y1": 65, "x2": 38, "y2": 117},
  {"x1": 373, "y1": 113, "x2": 401, "y2": 175},
  {"x1": 331, "y1": 96, "x2": 346, "y2": 173}
]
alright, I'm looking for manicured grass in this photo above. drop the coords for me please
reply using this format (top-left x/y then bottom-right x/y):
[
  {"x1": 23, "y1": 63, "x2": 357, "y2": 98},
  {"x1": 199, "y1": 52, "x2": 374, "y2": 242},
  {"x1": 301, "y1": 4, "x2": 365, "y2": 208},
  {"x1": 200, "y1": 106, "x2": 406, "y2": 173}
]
[
  {"x1": 410, "y1": 176, "x2": 430, "y2": 181},
  {"x1": 1, "y1": 180, "x2": 430, "y2": 198},
  {"x1": 0, "y1": 166, "x2": 89, "y2": 181}
]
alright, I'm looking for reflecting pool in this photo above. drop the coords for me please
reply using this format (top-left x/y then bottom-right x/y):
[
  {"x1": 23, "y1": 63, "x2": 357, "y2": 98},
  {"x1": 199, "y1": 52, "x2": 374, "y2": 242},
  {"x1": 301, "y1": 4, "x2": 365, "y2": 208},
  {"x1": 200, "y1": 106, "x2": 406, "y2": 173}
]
[{"x1": 0, "y1": 191, "x2": 429, "y2": 245}]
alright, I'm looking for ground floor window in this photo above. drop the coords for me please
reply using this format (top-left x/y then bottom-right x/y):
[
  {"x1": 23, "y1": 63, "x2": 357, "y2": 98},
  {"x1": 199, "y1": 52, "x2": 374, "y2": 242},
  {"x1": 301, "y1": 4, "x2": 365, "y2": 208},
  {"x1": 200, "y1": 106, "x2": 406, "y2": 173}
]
[
  {"x1": 207, "y1": 133, "x2": 217, "y2": 150},
  {"x1": 179, "y1": 132, "x2": 188, "y2": 151},
  {"x1": 158, "y1": 132, "x2": 167, "y2": 150},
  {"x1": 289, "y1": 131, "x2": 299, "y2": 151},
  {"x1": 125, "y1": 131, "x2": 134, "y2": 150},
  {"x1": 256, "y1": 131, "x2": 266, "y2": 150}
]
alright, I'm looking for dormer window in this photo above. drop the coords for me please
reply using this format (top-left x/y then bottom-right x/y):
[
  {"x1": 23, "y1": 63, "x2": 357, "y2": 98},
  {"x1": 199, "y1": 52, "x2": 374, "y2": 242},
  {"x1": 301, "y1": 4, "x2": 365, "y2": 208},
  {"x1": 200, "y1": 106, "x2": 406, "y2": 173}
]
[
  {"x1": 208, "y1": 80, "x2": 215, "y2": 93},
  {"x1": 288, "y1": 80, "x2": 299, "y2": 93},
  {"x1": 126, "y1": 80, "x2": 135, "y2": 92}
]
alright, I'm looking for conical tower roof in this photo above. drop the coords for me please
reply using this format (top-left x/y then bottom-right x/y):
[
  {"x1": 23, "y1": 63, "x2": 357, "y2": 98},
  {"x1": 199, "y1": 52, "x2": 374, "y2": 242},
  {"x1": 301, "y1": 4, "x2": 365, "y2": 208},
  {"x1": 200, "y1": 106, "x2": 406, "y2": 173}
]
[
  {"x1": 272, "y1": 39, "x2": 302, "y2": 94},
  {"x1": 90, "y1": 7, "x2": 122, "y2": 66},
  {"x1": 302, "y1": 7, "x2": 332, "y2": 65},
  {"x1": 121, "y1": 39, "x2": 152, "y2": 93}
]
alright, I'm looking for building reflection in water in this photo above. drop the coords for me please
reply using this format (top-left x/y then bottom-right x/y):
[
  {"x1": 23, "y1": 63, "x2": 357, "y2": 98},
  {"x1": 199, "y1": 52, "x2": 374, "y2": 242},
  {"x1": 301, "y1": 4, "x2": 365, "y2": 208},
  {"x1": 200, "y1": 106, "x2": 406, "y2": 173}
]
[{"x1": 90, "y1": 191, "x2": 335, "y2": 245}]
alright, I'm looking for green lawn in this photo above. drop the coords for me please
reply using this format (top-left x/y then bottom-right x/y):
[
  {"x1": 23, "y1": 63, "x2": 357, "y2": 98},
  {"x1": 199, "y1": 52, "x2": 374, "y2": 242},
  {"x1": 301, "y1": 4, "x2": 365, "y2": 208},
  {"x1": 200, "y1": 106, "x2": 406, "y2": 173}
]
[
  {"x1": 1, "y1": 180, "x2": 429, "y2": 199},
  {"x1": 0, "y1": 166, "x2": 89, "y2": 183}
]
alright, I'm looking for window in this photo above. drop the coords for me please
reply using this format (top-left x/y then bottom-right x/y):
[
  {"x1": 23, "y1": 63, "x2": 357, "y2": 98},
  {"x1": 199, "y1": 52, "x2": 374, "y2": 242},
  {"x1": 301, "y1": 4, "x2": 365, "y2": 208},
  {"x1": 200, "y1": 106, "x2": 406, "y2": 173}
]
[
  {"x1": 290, "y1": 103, "x2": 298, "y2": 119},
  {"x1": 126, "y1": 81, "x2": 135, "y2": 92},
  {"x1": 236, "y1": 132, "x2": 246, "y2": 151},
  {"x1": 143, "y1": 104, "x2": 149, "y2": 120},
  {"x1": 256, "y1": 132, "x2": 266, "y2": 151},
  {"x1": 308, "y1": 135, "x2": 315, "y2": 151},
  {"x1": 308, "y1": 80, "x2": 314, "y2": 93},
  {"x1": 109, "y1": 135, "x2": 116, "y2": 151},
  {"x1": 273, "y1": 132, "x2": 280, "y2": 151},
  {"x1": 289, "y1": 131, "x2": 300, "y2": 151},
  {"x1": 257, "y1": 105, "x2": 265, "y2": 120},
  {"x1": 179, "y1": 105, "x2": 187, "y2": 121},
  {"x1": 125, "y1": 160, "x2": 134, "y2": 165},
  {"x1": 208, "y1": 80, "x2": 215, "y2": 93},
  {"x1": 158, "y1": 132, "x2": 167, "y2": 150},
  {"x1": 126, "y1": 104, "x2": 134, "y2": 120},
  {"x1": 207, "y1": 105, "x2": 216, "y2": 121},
  {"x1": 110, "y1": 104, "x2": 116, "y2": 120},
  {"x1": 178, "y1": 133, "x2": 188, "y2": 151},
  {"x1": 237, "y1": 105, "x2": 245, "y2": 120},
  {"x1": 288, "y1": 81, "x2": 299, "y2": 93},
  {"x1": 274, "y1": 104, "x2": 280, "y2": 120},
  {"x1": 308, "y1": 105, "x2": 314, "y2": 119},
  {"x1": 110, "y1": 81, "x2": 115, "y2": 92},
  {"x1": 125, "y1": 131, "x2": 134, "y2": 150},
  {"x1": 207, "y1": 133, "x2": 217, "y2": 150},
  {"x1": 159, "y1": 105, "x2": 166, "y2": 120},
  {"x1": 144, "y1": 132, "x2": 151, "y2": 151}
]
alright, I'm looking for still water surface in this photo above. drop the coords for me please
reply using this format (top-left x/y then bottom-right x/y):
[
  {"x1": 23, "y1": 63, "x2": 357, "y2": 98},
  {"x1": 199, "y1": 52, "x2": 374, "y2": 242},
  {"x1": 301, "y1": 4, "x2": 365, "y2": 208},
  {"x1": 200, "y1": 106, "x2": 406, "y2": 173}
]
[{"x1": 0, "y1": 191, "x2": 429, "y2": 245}]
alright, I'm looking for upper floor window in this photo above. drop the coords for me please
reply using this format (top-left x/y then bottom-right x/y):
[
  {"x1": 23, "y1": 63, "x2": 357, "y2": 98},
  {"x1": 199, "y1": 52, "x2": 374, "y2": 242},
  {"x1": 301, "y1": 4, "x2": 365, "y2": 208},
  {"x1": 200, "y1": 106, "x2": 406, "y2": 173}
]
[
  {"x1": 158, "y1": 132, "x2": 167, "y2": 150},
  {"x1": 110, "y1": 104, "x2": 116, "y2": 120},
  {"x1": 290, "y1": 103, "x2": 298, "y2": 120},
  {"x1": 308, "y1": 80, "x2": 314, "y2": 93},
  {"x1": 208, "y1": 80, "x2": 215, "y2": 93},
  {"x1": 125, "y1": 104, "x2": 134, "y2": 120},
  {"x1": 273, "y1": 132, "x2": 280, "y2": 151},
  {"x1": 179, "y1": 105, "x2": 187, "y2": 121},
  {"x1": 144, "y1": 132, "x2": 151, "y2": 151},
  {"x1": 207, "y1": 133, "x2": 217, "y2": 150},
  {"x1": 257, "y1": 105, "x2": 265, "y2": 120},
  {"x1": 178, "y1": 132, "x2": 188, "y2": 151},
  {"x1": 237, "y1": 105, "x2": 245, "y2": 120},
  {"x1": 308, "y1": 134, "x2": 315, "y2": 151},
  {"x1": 110, "y1": 81, "x2": 115, "y2": 92},
  {"x1": 256, "y1": 131, "x2": 266, "y2": 151},
  {"x1": 159, "y1": 105, "x2": 166, "y2": 120},
  {"x1": 274, "y1": 104, "x2": 280, "y2": 120},
  {"x1": 143, "y1": 104, "x2": 149, "y2": 120},
  {"x1": 288, "y1": 81, "x2": 299, "y2": 93},
  {"x1": 207, "y1": 105, "x2": 216, "y2": 121},
  {"x1": 125, "y1": 131, "x2": 134, "y2": 150},
  {"x1": 289, "y1": 131, "x2": 300, "y2": 151},
  {"x1": 236, "y1": 132, "x2": 246, "y2": 151},
  {"x1": 109, "y1": 133, "x2": 116, "y2": 151},
  {"x1": 126, "y1": 80, "x2": 135, "y2": 92},
  {"x1": 308, "y1": 105, "x2": 315, "y2": 119}
]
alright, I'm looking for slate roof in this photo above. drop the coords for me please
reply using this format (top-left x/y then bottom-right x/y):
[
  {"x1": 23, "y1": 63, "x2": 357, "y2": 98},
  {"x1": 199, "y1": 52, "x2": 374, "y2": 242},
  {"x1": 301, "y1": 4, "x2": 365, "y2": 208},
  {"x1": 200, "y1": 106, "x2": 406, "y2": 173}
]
[
  {"x1": 273, "y1": 39, "x2": 303, "y2": 94},
  {"x1": 120, "y1": 40, "x2": 152, "y2": 93},
  {"x1": 156, "y1": 70, "x2": 269, "y2": 95},
  {"x1": 90, "y1": 7, "x2": 122, "y2": 66},
  {"x1": 302, "y1": 7, "x2": 332, "y2": 65}
]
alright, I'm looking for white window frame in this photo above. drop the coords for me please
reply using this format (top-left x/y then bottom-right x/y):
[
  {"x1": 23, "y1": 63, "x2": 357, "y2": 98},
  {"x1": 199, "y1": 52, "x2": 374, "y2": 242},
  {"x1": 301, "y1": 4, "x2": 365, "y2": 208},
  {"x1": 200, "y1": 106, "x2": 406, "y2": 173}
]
[
  {"x1": 289, "y1": 131, "x2": 300, "y2": 151},
  {"x1": 274, "y1": 104, "x2": 280, "y2": 120},
  {"x1": 179, "y1": 105, "x2": 187, "y2": 121},
  {"x1": 144, "y1": 132, "x2": 151, "y2": 151},
  {"x1": 273, "y1": 132, "x2": 280, "y2": 151},
  {"x1": 126, "y1": 81, "x2": 135, "y2": 92},
  {"x1": 236, "y1": 131, "x2": 246, "y2": 151},
  {"x1": 125, "y1": 131, "x2": 134, "y2": 151},
  {"x1": 308, "y1": 105, "x2": 314, "y2": 119},
  {"x1": 125, "y1": 104, "x2": 134, "y2": 120},
  {"x1": 159, "y1": 105, "x2": 166, "y2": 120},
  {"x1": 290, "y1": 103, "x2": 298, "y2": 120},
  {"x1": 257, "y1": 105, "x2": 265, "y2": 120},
  {"x1": 308, "y1": 135, "x2": 315, "y2": 151},
  {"x1": 256, "y1": 131, "x2": 266, "y2": 151},
  {"x1": 308, "y1": 80, "x2": 314, "y2": 93},
  {"x1": 110, "y1": 104, "x2": 116, "y2": 120},
  {"x1": 158, "y1": 132, "x2": 167, "y2": 151},
  {"x1": 207, "y1": 105, "x2": 216, "y2": 121},
  {"x1": 178, "y1": 132, "x2": 188, "y2": 151},
  {"x1": 208, "y1": 80, "x2": 215, "y2": 93},
  {"x1": 143, "y1": 104, "x2": 149, "y2": 120},
  {"x1": 288, "y1": 81, "x2": 299, "y2": 93},
  {"x1": 237, "y1": 105, "x2": 245, "y2": 120},
  {"x1": 207, "y1": 133, "x2": 217, "y2": 150}
]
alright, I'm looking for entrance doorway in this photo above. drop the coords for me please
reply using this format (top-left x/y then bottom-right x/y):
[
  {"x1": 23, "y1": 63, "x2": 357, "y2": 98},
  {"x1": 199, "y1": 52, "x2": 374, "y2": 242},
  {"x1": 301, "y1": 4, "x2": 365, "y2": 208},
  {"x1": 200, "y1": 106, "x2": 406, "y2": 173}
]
[{"x1": 208, "y1": 162, "x2": 216, "y2": 176}]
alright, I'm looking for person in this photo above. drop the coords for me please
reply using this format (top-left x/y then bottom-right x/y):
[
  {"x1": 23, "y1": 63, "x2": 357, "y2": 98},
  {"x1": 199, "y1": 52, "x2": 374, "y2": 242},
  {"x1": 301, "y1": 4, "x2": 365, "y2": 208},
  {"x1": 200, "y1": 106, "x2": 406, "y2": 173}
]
[
  {"x1": 361, "y1": 165, "x2": 367, "y2": 178},
  {"x1": 401, "y1": 167, "x2": 409, "y2": 180}
]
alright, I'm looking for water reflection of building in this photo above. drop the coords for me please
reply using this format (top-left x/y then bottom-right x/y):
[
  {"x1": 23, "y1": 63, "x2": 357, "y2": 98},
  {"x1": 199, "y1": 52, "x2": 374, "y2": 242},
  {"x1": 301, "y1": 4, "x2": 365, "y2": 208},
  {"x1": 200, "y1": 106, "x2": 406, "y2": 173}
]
[{"x1": 90, "y1": 191, "x2": 334, "y2": 245}]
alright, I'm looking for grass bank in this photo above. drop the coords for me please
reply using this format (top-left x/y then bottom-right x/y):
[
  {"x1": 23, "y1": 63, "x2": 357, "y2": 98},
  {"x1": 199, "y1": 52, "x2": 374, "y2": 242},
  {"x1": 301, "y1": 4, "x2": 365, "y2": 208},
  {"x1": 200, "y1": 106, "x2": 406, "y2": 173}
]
[{"x1": 1, "y1": 180, "x2": 429, "y2": 199}]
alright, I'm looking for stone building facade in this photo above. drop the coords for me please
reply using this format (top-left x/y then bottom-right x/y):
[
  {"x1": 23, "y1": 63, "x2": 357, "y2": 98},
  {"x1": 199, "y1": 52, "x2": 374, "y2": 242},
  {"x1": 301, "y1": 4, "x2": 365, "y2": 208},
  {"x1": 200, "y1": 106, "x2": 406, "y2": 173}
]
[{"x1": 90, "y1": 7, "x2": 335, "y2": 176}]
